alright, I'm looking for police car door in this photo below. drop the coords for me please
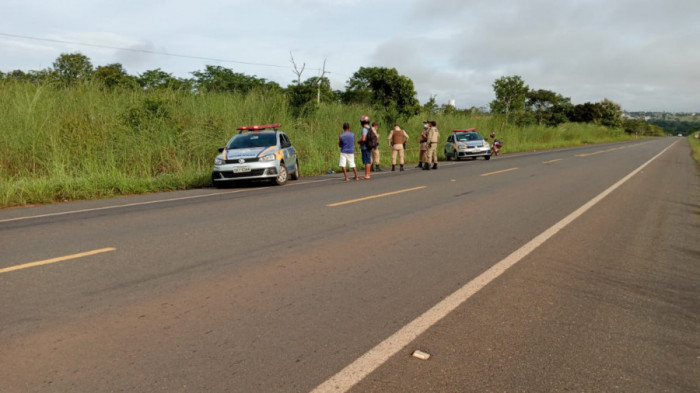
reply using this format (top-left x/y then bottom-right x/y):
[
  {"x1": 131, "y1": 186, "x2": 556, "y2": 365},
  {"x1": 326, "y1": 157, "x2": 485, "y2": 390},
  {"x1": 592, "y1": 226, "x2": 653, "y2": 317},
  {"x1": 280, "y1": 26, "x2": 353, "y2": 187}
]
[{"x1": 280, "y1": 133, "x2": 296, "y2": 170}]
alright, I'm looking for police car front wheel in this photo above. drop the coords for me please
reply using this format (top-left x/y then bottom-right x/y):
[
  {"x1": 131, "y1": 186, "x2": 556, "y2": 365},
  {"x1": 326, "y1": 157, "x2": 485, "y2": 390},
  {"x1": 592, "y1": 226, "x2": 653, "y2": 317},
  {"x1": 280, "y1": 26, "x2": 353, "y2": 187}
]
[{"x1": 275, "y1": 164, "x2": 288, "y2": 186}]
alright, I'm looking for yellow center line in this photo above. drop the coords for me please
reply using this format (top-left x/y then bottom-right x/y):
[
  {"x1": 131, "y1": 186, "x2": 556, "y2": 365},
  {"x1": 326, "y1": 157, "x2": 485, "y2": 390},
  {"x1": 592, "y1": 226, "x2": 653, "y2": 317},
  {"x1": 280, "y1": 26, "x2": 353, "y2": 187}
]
[
  {"x1": 328, "y1": 186, "x2": 427, "y2": 207},
  {"x1": 0, "y1": 248, "x2": 116, "y2": 275},
  {"x1": 576, "y1": 146, "x2": 627, "y2": 157},
  {"x1": 543, "y1": 159, "x2": 563, "y2": 164},
  {"x1": 481, "y1": 167, "x2": 519, "y2": 177}
]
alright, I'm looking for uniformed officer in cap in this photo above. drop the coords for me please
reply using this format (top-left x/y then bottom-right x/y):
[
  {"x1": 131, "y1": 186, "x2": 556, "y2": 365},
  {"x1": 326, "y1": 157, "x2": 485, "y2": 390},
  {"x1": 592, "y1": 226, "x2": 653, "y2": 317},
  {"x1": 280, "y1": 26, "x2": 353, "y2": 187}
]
[
  {"x1": 417, "y1": 120, "x2": 429, "y2": 168},
  {"x1": 387, "y1": 124, "x2": 409, "y2": 171},
  {"x1": 423, "y1": 121, "x2": 440, "y2": 170}
]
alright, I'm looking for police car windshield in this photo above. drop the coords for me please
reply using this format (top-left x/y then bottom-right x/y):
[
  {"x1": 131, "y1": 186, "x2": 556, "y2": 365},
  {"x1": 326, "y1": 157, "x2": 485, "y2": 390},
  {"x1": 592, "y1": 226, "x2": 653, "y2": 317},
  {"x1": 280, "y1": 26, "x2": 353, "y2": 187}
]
[
  {"x1": 456, "y1": 133, "x2": 483, "y2": 142},
  {"x1": 228, "y1": 133, "x2": 276, "y2": 149}
]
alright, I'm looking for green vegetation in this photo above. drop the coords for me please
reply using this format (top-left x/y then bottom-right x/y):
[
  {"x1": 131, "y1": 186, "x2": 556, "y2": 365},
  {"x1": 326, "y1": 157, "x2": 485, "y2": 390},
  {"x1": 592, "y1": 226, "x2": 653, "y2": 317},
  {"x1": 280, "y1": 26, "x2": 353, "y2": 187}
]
[
  {"x1": 2, "y1": 51, "x2": 681, "y2": 208},
  {"x1": 0, "y1": 81, "x2": 638, "y2": 208},
  {"x1": 690, "y1": 134, "x2": 700, "y2": 166}
]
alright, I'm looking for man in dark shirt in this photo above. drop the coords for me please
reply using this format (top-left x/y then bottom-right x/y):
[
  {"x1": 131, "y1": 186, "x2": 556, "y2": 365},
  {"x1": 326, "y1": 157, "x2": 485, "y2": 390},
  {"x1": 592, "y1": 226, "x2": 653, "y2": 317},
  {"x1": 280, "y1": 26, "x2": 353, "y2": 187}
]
[{"x1": 339, "y1": 122, "x2": 359, "y2": 181}]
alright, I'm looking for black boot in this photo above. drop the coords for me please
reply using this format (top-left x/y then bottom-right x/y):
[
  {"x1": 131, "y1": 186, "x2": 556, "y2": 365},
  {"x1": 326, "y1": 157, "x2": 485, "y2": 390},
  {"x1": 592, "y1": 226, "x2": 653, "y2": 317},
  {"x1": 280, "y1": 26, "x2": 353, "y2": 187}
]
[
  {"x1": 432, "y1": 163, "x2": 438, "y2": 170},
  {"x1": 376, "y1": 165, "x2": 382, "y2": 172},
  {"x1": 423, "y1": 163, "x2": 430, "y2": 170},
  {"x1": 416, "y1": 161, "x2": 423, "y2": 168},
  {"x1": 400, "y1": 164, "x2": 404, "y2": 171},
  {"x1": 371, "y1": 165, "x2": 375, "y2": 172},
  {"x1": 391, "y1": 165, "x2": 396, "y2": 171}
]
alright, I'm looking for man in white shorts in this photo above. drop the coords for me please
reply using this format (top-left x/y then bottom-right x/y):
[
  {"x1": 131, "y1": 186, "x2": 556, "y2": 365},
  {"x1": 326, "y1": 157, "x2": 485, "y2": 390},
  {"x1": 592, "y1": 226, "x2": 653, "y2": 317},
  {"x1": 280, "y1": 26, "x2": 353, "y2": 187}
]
[{"x1": 339, "y1": 122, "x2": 359, "y2": 181}]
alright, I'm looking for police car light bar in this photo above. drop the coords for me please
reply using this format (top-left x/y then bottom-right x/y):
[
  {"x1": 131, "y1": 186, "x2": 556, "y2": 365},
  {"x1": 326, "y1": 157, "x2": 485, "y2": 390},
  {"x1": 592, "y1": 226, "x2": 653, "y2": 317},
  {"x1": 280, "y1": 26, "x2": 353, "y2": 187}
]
[
  {"x1": 236, "y1": 123, "x2": 282, "y2": 132},
  {"x1": 452, "y1": 128, "x2": 477, "y2": 132}
]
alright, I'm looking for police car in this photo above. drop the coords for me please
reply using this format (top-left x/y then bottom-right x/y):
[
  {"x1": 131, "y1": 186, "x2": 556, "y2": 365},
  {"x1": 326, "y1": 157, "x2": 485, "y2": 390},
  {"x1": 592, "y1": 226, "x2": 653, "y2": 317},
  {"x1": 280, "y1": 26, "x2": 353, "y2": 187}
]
[
  {"x1": 444, "y1": 128, "x2": 491, "y2": 160},
  {"x1": 212, "y1": 123, "x2": 300, "y2": 187}
]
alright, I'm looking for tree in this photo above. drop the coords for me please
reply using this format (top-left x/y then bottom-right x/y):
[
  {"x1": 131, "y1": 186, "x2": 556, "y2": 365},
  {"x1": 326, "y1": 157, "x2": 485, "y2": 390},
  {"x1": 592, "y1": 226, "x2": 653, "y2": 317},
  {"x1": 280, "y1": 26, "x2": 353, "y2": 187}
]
[
  {"x1": 422, "y1": 95, "x2": 438, "y2": 115},
  {"x1": 304, "y1": 76, "x2": 335, "y2": 103},
  {"x1": 191, "y1": 65, "x2": 280, "y2": 94},
  {"x1": 93, "y1": 63, "x2": 138, "y2": 89},
  {"x1": 598, "y1": 98, "x2": 622, "y2": 128},
  {"x1": 570, "y1": 99, "x2": 622, "y2": 127},
  {"x1": 623, "y1": 119, "x2": 665, "y2": 136},
  {"x1": 289, "y1": 52, "x2": 305, "y2": 86},
  {"x1": 525, "y1": 89, "x2": 572, "y2": 126},
  {"x1": 26, "y1": 69, "x2": 54, "y2": 84},
  {"x1": 571, "y1": 102, "x2": 602, "y2": 123},
  {"x1": 2, "y1": 70, "x2": 27, "y2": 82},
  {"x1": 490, "y1": 75, "x2": 529, "y2": 124},
  {"x1": 286, "y1": 76, "x2": 336, "y2": 117},
  {"x1": 343, "y1": 67, "x2": 419, "y2": 119},
  {"x1": 138, "y1": 69, "x2": 191, "y2": 90},
  {"x1": 53, "y1": 52, "x2": 93, "y2": 85}
]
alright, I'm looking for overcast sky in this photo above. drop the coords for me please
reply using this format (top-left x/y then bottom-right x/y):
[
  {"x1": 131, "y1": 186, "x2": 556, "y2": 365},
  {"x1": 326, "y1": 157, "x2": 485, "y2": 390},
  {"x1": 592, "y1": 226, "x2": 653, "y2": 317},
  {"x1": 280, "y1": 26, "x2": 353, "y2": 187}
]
[{"x1": 2, "y1": 0, "x2": 698, "y2": 112}]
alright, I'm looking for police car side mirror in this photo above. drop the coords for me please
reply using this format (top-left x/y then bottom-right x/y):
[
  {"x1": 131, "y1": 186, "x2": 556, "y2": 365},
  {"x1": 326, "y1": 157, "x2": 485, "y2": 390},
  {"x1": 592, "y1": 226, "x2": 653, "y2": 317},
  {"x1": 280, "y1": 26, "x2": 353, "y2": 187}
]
[{"x1": 218, "y1": 147, "x2": 225, "y2": 153}]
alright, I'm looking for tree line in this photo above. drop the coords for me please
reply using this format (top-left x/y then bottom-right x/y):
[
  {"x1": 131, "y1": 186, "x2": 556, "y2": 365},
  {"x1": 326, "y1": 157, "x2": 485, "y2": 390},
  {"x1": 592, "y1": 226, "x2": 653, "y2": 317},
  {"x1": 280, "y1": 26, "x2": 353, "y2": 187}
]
[
  {"x1": 1, "y1": 52, "x2": 665, "y2": 136},
  {"x1": 488, "y1": 75, "x2": 664, "y2": 136},
  {"x1": 0, "y1": 52, "x2": 419, "y2": 120}
]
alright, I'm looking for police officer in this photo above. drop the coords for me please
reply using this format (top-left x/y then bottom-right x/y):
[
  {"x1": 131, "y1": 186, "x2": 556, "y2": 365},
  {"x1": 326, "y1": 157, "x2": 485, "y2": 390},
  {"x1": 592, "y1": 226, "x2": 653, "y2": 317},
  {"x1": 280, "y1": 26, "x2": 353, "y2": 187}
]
[
  {"x1": 416, "y1": 120, "x2": 429, "y2": 168},
  {"x1": 423, "y1": 121, "x2": 440, "y2": 170},
  {"x1": 387, "y1": 125, "x2": 409, "y2": 171},
  {"x1": 370, "y1": 122, "x2": 382, "y2": 171}
]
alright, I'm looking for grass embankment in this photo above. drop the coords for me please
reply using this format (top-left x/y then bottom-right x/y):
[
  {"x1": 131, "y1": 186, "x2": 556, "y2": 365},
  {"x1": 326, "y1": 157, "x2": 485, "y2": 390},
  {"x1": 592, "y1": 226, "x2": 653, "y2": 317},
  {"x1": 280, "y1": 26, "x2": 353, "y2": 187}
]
[
  {"x1": 689, "y1": 134, "x2": 700, "y2": 165},
  {"x1": 1, "y1": 82, "x2": 637, "y2": 208}
]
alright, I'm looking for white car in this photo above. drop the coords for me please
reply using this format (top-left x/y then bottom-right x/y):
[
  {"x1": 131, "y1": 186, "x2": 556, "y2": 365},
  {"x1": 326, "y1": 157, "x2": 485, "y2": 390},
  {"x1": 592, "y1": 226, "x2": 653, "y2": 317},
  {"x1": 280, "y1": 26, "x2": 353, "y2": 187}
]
[
  {"x1": 212, "y1": 123, "x2": 300, "y2": 187},
  {"x1": 445, "y1": 129, "x2": 492, "y2": 160}
]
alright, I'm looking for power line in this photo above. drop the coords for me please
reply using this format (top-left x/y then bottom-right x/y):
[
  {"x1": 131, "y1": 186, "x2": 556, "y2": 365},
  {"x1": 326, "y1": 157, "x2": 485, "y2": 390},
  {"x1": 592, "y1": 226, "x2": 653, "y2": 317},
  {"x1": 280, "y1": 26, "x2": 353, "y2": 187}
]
[{"x1": 0, "y1": 32, "x2": 326, "y2": 72}]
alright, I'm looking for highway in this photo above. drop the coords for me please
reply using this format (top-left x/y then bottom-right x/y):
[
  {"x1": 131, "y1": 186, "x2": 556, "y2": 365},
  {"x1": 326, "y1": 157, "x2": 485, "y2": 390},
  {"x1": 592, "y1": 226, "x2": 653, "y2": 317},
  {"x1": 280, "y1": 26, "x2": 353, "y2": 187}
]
[{"x1": 1, "y1": 137, "x2": 698, "y2": 392}]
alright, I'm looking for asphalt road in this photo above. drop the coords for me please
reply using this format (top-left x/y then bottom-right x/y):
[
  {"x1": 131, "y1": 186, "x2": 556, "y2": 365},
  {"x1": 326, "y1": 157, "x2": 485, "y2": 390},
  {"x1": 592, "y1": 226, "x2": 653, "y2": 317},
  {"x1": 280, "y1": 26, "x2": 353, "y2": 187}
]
[{"x1": 1, "y1": 138, "x2": 698, "y2": 392}]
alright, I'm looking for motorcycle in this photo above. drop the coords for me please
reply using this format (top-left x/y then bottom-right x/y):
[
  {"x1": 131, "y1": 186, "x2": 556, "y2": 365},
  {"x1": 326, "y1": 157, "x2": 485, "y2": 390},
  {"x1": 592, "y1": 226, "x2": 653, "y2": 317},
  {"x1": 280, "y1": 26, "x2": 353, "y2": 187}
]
[
  {"x1": 491, "y1": 139, "x2": 503, "y2": 156},
  {"x1": 489, "y1": 133, "x2": 503, "y2": 156}
]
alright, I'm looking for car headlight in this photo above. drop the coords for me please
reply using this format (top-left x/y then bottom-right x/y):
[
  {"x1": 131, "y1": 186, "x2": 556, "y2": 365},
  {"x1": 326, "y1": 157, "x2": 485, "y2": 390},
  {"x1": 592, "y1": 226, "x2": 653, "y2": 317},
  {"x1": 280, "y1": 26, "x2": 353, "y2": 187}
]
[
  {"x1": 214, "y1": 156, "x2": 224, "y2": 165},
  {"x1": 259, "y1": 154, "x2": 276, "y2": 162}
]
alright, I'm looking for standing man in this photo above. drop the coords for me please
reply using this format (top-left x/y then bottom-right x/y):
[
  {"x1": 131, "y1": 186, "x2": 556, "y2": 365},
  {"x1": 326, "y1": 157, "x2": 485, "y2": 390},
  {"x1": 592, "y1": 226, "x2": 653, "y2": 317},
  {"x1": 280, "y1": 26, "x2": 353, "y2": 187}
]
[
  {"x1": 370, "y1": 122, "x2": 382, "y2": 172},
  {"x1": 339, "y1": 122, "x2": 359, "y2": 181},
  {"x1": 417, "y1": 120, "x2": 429, "y2": 168},
  {"x1": 358, "y1": 115, "x2": 372, "y2": 179},
  {"x1": 423, "y1": 120, "x2": 440, "y2": 170},
  {"x1": 387, "y1": 125, "x2": 409, "y2": 171}
]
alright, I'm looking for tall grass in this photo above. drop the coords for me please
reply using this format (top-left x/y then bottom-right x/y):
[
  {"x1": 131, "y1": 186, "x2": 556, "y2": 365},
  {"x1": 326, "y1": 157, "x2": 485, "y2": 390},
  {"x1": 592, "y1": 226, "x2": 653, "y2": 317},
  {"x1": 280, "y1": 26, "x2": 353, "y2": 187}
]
[
  {"x1": 689, "y1": 134, "x2": 700, "y2": 166},
  {"x1": 0, "y1": 81, "x2": 637, "y2": 207}
]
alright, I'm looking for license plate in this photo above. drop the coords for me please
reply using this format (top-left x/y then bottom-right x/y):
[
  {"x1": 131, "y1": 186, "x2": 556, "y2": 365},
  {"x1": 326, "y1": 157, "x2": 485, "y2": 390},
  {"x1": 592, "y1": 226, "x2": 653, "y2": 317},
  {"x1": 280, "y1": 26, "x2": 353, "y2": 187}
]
[{"x1": 233, "y1": 166, "x2": 251, "y2": 173}]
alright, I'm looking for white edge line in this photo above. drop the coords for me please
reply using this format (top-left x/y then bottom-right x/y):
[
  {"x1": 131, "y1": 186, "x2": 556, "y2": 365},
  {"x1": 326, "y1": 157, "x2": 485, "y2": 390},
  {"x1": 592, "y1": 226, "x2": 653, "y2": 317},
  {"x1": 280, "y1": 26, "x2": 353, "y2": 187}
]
[
  {"x1": 311, "y1": 140, "x2": 678, "y2": 393},
  {"x1": 0, "y1": 190, "x2": 251, "y2": 223},
  {"x1": 0, "y1": 177, "x2": 336, "y2": 224}
]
